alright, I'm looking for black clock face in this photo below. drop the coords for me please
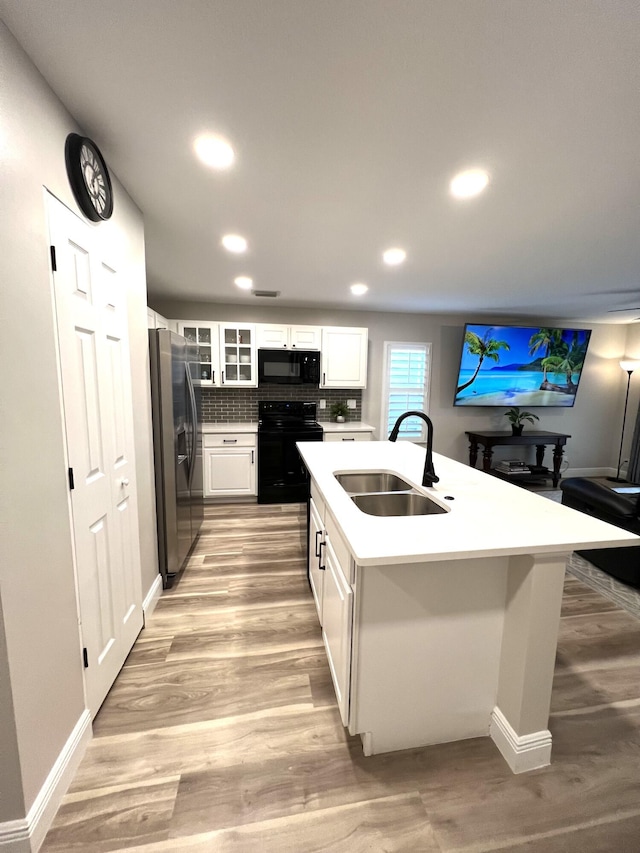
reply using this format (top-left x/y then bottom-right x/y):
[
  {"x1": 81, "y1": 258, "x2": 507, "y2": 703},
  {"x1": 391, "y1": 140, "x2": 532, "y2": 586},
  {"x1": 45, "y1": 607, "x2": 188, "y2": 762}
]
[{"x1": 65, "y1": 133, "x2": 114, "y2": 222}]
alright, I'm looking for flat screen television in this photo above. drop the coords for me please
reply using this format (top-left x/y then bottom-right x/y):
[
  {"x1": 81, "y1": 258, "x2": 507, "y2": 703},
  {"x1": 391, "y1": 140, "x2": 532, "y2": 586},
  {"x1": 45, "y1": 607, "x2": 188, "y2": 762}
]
[{"x1": 453, "y1": 323, "x2": 592, "y2": 407}]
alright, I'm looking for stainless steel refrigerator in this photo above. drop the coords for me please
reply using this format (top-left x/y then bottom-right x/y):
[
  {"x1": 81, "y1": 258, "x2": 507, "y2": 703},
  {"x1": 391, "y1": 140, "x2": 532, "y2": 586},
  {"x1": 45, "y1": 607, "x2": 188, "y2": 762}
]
[{"x1": 149, "y1": 329, "x2": 203, "y2": 587}]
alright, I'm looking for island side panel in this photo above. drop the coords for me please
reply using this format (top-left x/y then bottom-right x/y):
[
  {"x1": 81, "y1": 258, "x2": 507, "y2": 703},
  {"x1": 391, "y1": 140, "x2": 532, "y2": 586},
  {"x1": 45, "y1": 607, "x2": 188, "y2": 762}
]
[
  {"x1": 490, "y1": 552, "x2": 567, "y2": 774},
  {"x1": 349, "y1": 557, "x2": 509, "y2": 755}
]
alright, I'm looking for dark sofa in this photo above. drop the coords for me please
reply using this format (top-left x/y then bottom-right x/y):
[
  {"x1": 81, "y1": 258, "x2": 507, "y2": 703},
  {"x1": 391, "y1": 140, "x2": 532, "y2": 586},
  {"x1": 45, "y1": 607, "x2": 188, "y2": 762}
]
[{"x1": 560, "y1": 477, "x2": 640, "y2": 588}]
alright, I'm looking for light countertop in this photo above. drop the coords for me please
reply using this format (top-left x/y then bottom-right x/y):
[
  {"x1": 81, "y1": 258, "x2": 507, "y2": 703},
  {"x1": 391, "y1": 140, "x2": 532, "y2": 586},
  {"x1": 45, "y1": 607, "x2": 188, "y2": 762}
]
[
  {"x1": 297, "y1": 439, "x2": 640, "y2": 566},
  {"x1": 202, "y1": 422, "x2": 258, "y2": 433},
  {"x1": 202, "y1": 421, "x2": 375, "y2": 434},
  {"x1": 320, "y1": 421, "x2": 375, "y2": 433}
]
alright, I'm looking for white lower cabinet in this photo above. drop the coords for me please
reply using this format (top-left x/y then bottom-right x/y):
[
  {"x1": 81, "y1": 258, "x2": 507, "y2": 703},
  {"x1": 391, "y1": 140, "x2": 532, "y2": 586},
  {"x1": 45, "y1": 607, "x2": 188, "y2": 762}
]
[
  {"x1": 203, "y1": 433, "x2": 256, "y2": 497},
  {"x1": 322, "y1": 532, "x2": 353, "y2": 726},
  {"x1": 308, "y1": 482, "x2": 355, "y2": 727},
  {"x1": 308, "y1": 496, "x2": 325, "y2": 623},
  {"x1": 323, "y1": 431, "x2": 372, "y2": 442}
]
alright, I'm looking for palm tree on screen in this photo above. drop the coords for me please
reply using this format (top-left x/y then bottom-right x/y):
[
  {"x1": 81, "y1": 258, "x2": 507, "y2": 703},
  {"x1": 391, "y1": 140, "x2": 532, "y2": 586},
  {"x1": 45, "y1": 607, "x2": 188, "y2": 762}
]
[
  {"x1": 456, "y1": 329, "x2": 510, "y2": 394},
  {"x1": 529, "y1": 328, "x2": 562, "y2": 360}
]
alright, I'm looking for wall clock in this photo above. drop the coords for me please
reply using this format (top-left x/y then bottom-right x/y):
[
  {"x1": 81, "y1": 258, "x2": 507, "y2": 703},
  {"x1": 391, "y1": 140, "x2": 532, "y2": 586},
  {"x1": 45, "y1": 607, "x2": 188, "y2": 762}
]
[{"x1": 65, "y1": 133, "x2": 114, "y2": 222}]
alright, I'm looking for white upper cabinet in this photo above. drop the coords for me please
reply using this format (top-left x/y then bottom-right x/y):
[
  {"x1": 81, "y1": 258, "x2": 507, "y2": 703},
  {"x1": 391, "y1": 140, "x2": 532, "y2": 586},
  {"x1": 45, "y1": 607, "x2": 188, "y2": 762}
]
[
  {"x1": 177, "y1": 321, "x2": 220, "y2": 385},
  {"x1": 257, "y1": 324, "x2": 321, "y2": 350},
  {"x1": 321, "y1": 327, "x2": 368, "y2": 389},
  {"x1": 219, "y1": 323, "x2": 257, "y2": 386},
  {"x1": 148, "y1": 309, "x2": 176, "y2": 331}
]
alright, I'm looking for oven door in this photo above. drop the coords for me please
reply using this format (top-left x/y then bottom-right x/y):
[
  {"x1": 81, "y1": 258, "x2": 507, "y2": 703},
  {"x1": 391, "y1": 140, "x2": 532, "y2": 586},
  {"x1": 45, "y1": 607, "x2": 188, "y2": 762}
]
[{"x1": 258, "y1": 428, "x2": 322, "y2": 503}]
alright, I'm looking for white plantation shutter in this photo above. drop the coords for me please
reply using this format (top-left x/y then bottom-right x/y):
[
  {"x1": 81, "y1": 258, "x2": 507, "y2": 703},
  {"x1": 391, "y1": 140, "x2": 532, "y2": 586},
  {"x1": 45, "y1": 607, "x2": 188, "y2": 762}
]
[{"x1": 381, "y1": 343, "x2": 431, "y2": 440}]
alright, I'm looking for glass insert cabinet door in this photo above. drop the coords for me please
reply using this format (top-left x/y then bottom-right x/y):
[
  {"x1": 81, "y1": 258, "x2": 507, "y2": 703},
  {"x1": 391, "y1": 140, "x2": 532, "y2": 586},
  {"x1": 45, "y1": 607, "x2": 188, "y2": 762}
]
[
  {"x1": 221, "y1": 325, "x2": 256, "y2": 386},
  {"x1": 179, "y1": 323, "x2": 217, "y2": 383}
]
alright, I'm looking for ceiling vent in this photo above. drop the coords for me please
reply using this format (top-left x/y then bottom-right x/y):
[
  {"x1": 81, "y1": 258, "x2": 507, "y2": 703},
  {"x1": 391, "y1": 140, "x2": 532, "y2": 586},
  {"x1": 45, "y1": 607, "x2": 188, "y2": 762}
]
[{"x1": 253, "y1": 290, "x2": 280, "y2": 298}]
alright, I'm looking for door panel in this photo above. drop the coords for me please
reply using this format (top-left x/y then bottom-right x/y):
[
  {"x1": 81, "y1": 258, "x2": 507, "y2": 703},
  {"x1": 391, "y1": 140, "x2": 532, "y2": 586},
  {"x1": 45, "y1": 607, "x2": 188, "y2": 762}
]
[
  {"x1": 308, "y1": 498, "x2": 324, "y2": 624},
  {"x1": 48, "y1": 194, "x2": 143, "y2": 717}
]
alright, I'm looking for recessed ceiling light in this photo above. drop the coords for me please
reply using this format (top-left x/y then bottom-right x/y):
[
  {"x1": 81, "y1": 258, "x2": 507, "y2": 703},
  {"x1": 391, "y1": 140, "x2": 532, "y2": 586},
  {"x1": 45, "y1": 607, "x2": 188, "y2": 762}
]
[
  {"x1": 234, "y1": 276, "x2": 253, "y2": 290},
  {"x1": 450, "y1": 169, "x2": 490, "y2": 199},
  {"x1": 383, "y1": 248, "x2": 406, "y2": 266},
  {"x1": 194, "y1": 134, "x2": 235, "y2": 169},
  {"x1": 221, "y1": 234, "x2": 247, "y2": 253},
  {"x1": 351, "y1": 283, "x2": 368, "y2": 296}
]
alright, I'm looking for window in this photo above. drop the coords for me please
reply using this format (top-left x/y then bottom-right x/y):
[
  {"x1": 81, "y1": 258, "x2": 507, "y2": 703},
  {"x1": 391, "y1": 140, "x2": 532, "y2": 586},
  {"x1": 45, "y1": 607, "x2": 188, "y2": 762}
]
[{"x1": 381, "y1": 342, "x2": 431, "y2": 440}]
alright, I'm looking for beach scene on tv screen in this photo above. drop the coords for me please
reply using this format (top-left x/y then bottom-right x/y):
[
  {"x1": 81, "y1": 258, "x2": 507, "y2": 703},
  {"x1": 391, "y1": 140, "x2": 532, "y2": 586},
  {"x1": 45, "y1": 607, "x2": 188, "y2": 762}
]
[{"x1": 454, "y1": 325, "x2": 591, "y2": 407}]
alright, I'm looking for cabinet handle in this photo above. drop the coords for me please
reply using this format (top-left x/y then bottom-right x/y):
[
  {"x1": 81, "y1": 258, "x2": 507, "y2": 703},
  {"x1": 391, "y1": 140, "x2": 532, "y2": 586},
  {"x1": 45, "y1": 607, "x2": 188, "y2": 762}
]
[
  {"x1": 221, "y1": 371, "x2": 225, "y2": 384},
  {"x1": 251, "y1": 450, "x2": 255, "y2": 464},
  {"x1": 319, "y1": 540, "x2": 326, "y2": 570},
  {"x1": 323, "y1": 372, "x2": 326, "y2": 385},
  {"x1": 223, "y1": 439, "x2": 237, "y2": 443},
  {"x1": 342, "y1": 438, "x2": 355, "y2": 441},
  {"x1": 212, "y1": 370, "x2": 215, "y2": 383},
  {"x1": 315, "y1": 529, "x2": 322, "y2": 557}
]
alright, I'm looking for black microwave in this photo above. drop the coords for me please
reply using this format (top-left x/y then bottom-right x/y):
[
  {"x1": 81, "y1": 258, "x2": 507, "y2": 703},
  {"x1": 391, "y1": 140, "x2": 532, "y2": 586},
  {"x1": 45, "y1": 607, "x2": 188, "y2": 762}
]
[{"x1": 258, "y1": 349, "x2": 320, "y2": 386}]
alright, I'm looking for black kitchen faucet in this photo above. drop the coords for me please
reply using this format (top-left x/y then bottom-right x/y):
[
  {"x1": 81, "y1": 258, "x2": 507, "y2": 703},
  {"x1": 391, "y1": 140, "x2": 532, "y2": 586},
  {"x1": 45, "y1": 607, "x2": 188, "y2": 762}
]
[{"x1": 388, "y1": 411, "x2": 439, "y2": 487}]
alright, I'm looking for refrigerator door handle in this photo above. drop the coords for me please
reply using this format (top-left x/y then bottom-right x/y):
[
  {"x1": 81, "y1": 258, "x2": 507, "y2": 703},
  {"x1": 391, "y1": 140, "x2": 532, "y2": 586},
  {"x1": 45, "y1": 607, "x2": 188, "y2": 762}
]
[{"x1": 185, "y1": 363, "x2": 198, "y2": 489}]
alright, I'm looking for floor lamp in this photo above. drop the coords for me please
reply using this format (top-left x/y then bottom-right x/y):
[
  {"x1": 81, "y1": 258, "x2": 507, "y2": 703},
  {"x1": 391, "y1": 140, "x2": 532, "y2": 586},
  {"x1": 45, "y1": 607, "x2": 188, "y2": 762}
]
[{"x1": 607, "y1": 359, "x2": 640, "y2": 483}]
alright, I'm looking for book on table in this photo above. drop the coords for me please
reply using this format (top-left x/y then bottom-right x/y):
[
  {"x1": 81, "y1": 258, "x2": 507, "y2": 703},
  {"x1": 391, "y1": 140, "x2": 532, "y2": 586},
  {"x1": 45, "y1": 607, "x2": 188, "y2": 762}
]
[{"x1": 496, "y1": 460, "x2": 529, "y2": 474}]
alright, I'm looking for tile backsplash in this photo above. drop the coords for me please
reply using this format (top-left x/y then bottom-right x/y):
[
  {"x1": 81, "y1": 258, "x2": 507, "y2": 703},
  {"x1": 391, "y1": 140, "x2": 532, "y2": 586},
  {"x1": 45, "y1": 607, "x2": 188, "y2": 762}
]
[{"x1": 201, "y1": 386, "x2": 362, "y2": 423}]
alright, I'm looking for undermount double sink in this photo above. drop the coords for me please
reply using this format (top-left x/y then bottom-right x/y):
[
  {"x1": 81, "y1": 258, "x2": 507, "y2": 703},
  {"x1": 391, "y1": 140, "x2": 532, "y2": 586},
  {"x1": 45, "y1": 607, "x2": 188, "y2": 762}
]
[{"x1": 335, "y1": 471, "x2": 447, "y2": 517}]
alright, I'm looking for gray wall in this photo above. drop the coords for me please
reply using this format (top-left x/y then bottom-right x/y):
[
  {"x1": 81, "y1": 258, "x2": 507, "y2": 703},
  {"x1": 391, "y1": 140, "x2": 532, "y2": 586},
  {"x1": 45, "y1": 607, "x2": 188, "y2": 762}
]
[
  {"x1": 153, "y1": 299, "x2": 630, "y2": 472},
  {"x1": 0, "y1": 20, "x2": 157, "y2": 823}
]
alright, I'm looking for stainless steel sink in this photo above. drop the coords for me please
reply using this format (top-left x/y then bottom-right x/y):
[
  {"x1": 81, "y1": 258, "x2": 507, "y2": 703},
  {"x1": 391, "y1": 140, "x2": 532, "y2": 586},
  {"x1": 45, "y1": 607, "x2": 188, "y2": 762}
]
[
  {"x1": 335, "y1": 471, "x2": 414, "y2": 494},
  {"x1": 350, "y1": 492, "x2": 447, "y2": 516}
]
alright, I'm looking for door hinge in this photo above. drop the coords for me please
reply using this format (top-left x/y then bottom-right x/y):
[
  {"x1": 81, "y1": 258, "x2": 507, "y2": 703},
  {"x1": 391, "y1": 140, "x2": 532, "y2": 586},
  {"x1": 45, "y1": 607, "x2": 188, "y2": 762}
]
[
  {"x1": 68, "y1": 467, "x2": 75, "y2": 490},
  {"x1": 82, "y1": 647, "x2": 89, "y2": 668},
  {"x1": 50, "y1": 245, "x2": 57, "y2": 271}
]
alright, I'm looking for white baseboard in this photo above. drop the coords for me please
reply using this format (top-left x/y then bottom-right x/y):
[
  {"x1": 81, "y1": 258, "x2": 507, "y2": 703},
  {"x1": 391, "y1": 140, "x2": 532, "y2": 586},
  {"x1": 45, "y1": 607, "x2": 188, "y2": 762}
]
[
  {"x1": 490, "y1": 706, "x2": 552, "y2": 774},
  {"x1": 0, "y1": 710, "x2": 92, "y2": 852},
  {"x1": 564, "y1": 466, "x2": 617, "y2": 479},
  {"x1": 142, "y1": 572, "x2": 163, "y2": 624}
]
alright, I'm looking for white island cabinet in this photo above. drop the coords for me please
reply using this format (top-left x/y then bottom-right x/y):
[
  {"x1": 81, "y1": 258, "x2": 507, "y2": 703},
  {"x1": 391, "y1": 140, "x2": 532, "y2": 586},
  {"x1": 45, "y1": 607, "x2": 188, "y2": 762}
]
[
  {"x1": 308, "y1": 488, "x2": 325, "y2": 623},
  {"x1": 297, "y1": 439, "x2": 640, "y2": 773}
]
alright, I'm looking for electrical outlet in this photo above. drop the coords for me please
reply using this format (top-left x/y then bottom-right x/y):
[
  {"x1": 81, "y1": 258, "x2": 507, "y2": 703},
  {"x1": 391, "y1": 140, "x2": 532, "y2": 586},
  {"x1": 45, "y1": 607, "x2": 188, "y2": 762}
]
[
  {"x1": 319, "y1": 399, "x2": 326, "y2": 409},
  {"x1": 347, "y1": 399, "x2": 356, "y2": 409}
]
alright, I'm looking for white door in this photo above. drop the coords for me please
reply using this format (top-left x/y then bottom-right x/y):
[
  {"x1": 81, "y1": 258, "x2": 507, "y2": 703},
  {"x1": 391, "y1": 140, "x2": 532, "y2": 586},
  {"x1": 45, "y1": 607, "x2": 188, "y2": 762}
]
[{"x1": 48, "y1": 194, "x2": 143, "y2": 717}]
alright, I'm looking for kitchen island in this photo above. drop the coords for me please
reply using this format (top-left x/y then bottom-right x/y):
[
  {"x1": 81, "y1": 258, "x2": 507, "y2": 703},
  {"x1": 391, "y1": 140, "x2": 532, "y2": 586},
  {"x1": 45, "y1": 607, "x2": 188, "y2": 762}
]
[{"x1": 298, "y1": 439, "x2": 640, "y2": 773}]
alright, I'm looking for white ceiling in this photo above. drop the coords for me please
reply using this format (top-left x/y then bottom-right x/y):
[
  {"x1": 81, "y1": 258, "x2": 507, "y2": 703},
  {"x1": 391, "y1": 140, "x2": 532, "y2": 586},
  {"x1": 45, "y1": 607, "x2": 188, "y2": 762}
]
[{"x1": 2, "y1": 0, "x2": 639, "y2": 322}]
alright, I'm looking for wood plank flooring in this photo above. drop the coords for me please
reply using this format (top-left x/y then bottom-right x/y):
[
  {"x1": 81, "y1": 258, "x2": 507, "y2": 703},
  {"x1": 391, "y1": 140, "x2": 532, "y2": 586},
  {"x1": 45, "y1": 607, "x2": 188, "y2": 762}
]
[{"x1": 41, "y1": 504, "x2": 640, "y2": 852}]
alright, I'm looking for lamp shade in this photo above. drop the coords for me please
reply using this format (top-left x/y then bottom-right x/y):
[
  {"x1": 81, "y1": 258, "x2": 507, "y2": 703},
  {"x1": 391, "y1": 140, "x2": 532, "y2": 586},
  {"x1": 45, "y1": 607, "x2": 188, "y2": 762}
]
[{"x1": 620, "y1": 359, "x2": 640, "y2": 372}]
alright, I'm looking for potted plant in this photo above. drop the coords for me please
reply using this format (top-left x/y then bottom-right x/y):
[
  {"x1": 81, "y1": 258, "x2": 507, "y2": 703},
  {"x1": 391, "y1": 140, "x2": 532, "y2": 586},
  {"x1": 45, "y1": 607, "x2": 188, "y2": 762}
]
[
  {"x1": 330, "y1": 401, "x2": 349, "y2": 423},
  {"x1": 504, "y1": 407, "x2": 539, "y2": 436}
]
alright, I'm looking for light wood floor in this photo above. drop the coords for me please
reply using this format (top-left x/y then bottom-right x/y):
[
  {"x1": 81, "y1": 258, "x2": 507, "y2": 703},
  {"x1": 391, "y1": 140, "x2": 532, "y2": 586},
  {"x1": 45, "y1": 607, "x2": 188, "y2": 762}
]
[{"x1": 41, "y1": 503, "x2": 640, "y2": 852}]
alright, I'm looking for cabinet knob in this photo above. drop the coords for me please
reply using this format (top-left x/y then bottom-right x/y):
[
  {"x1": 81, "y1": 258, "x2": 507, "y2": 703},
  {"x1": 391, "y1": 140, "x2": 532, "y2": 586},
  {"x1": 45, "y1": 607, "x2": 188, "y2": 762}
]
[{"x1": 121, "y1": 478, "x2": 129, "y2": 486}]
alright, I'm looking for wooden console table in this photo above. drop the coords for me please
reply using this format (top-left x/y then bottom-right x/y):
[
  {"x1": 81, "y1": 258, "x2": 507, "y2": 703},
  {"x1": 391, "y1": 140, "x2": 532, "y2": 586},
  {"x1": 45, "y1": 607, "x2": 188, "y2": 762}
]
[{"x1": 465, "y1": 430, "x2": 571, "y2": 488}]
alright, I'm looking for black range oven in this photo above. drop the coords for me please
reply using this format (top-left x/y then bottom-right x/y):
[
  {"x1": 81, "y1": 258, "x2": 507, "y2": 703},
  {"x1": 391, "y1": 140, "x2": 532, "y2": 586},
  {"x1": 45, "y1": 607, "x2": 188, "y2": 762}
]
[{"x1": 257, "y1": 401, "x2": 323, "y2": 503}]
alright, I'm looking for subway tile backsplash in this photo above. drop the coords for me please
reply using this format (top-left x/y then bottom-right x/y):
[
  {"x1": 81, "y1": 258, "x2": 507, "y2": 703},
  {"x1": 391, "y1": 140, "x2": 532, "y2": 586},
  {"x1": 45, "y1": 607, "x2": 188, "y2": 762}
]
[{"x1": 201, "y1": 386, "x2": 362, "y2": 423}]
